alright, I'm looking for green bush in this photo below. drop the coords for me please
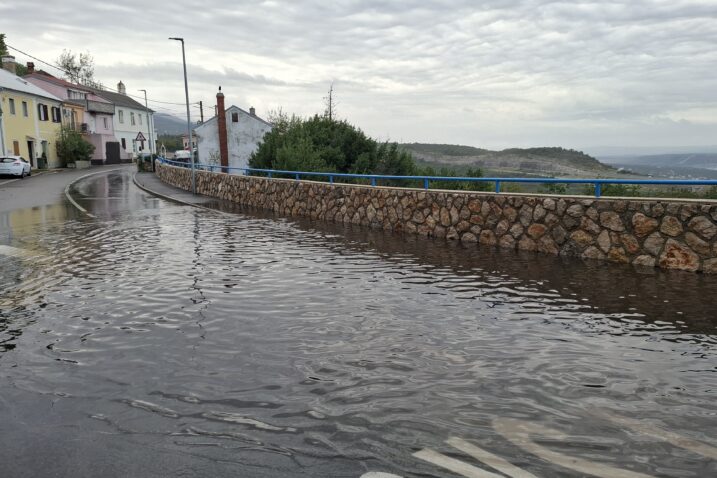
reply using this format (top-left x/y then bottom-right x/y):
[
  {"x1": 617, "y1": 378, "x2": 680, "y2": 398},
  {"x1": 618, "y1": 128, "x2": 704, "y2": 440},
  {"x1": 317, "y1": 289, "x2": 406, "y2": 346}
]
[{"x1": 56, "y1": 127, "x2": 95, "y2": 166}]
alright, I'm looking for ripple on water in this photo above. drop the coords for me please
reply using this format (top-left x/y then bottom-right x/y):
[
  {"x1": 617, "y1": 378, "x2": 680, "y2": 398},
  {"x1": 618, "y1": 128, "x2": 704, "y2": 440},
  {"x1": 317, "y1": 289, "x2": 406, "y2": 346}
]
[{"x1": 1, "y1": 173, "x2": 716, "y2": 477}]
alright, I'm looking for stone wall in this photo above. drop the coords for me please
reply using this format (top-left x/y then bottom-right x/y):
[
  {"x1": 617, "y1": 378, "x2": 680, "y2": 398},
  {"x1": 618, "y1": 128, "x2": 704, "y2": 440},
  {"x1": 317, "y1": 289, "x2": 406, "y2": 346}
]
[{"x1": 156, "y1": 162, "x2": 717, "y2": 273}]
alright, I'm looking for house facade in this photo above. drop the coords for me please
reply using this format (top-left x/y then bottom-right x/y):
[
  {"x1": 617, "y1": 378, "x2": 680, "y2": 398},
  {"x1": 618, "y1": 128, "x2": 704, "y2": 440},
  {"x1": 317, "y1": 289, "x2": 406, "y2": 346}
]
[
  {"x1": 89, "y1": 81, "x2": 156, "y2": 161},
  {"x1": 24, "y1": 70, "x2": 118, "y2": 164},
  {"x1": 0, "y1": 61, "x2": 63, "y2": 168},
  {"x1": 194, "y1": 89, "x2": 272, "y2": 171}
]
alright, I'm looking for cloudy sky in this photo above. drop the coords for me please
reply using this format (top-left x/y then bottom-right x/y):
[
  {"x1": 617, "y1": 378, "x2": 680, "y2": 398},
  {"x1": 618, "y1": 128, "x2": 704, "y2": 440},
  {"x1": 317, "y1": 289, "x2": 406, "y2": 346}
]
[{"x1": 2, "y1": 0, "x2": 716, "y2": 155}]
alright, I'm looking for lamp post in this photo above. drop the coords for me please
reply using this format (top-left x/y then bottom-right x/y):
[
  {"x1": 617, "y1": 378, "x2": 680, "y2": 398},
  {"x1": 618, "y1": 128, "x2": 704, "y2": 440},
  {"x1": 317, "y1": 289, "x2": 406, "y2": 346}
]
[{"x1": 169, "y1": 36, "x2": 195, "y2": 194}]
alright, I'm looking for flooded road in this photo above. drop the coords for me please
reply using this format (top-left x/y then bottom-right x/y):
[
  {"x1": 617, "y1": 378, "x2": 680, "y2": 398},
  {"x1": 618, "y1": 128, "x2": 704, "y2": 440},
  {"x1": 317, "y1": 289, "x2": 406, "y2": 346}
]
[{"x1": 1, "y1": 169, "x2": 715, "y2": 477}]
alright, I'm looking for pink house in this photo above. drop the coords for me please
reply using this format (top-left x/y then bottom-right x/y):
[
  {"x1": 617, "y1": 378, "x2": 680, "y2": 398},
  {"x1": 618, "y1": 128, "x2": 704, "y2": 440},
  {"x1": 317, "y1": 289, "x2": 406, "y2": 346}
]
[{"x1": 24, "y1": 69, "x2": 121, "y2": 164}]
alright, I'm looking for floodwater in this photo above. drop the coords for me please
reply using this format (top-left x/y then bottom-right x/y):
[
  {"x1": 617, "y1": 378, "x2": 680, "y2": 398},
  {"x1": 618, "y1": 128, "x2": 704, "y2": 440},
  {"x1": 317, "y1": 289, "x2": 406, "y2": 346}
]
[{"x1": 1, "y1": 169, "x2": 715, "y2": 477}]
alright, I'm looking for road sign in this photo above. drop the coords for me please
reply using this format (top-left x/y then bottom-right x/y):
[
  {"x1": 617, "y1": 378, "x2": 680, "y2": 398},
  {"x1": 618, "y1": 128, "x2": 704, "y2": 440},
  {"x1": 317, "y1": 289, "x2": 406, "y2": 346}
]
[{"x1": 135, "y1": 132, "x2": 147, "y2": 142}]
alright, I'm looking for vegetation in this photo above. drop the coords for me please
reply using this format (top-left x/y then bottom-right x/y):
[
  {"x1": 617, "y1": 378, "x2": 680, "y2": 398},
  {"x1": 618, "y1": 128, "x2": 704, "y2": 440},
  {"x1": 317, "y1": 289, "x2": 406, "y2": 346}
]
[
  {"x1": 56, "y1": 50, "x2": 102, "y2": 88},
  {"x1": 252, "y1": 113, "x2": 413, "y2": 175},
  {"x1": 0, "y1": 33, "x2": 7, "y2": 56},
  {"x1": 157, "y1": 134, "x2": 183, "y2": 152},
  {"x1": 56, "y1": 127, "x2": 95, "y2": 166},
  {"x1": 250, "y1": 113, "x2": 488, "y2": 188}
]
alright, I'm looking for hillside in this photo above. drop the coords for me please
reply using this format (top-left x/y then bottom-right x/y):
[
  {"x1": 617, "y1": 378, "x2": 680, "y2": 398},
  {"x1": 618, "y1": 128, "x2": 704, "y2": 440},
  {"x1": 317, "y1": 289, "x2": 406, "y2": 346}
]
[
  {"x1": 401, "y1": 143, "x2": 615, "y2": 177},
  {"x1": 154, "y1": 113, "x2": 190, "y2": 135}
]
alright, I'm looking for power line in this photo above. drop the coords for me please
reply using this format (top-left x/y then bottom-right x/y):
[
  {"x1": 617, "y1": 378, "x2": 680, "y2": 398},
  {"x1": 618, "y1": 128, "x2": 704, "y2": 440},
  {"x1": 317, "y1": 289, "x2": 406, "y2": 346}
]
[{"x1": 5, "y1": 43, "x2": 200, "y2": 107}]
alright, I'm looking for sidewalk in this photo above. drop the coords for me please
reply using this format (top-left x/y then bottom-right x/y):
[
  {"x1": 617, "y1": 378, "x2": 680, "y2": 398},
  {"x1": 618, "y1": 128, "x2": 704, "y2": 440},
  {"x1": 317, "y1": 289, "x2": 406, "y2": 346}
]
[{"x1": 133, "y1": 171, "x2": 231, "y2": 211}]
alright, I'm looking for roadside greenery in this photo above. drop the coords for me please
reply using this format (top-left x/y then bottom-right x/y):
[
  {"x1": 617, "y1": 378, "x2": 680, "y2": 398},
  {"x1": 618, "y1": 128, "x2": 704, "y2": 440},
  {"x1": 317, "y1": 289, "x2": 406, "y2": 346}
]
[
  {"x1": 56, "y1": 127, "x2": 95, "y2": 166},
  {"x1": 250, "y1": 113, "x2": 486, "y2": 187}
]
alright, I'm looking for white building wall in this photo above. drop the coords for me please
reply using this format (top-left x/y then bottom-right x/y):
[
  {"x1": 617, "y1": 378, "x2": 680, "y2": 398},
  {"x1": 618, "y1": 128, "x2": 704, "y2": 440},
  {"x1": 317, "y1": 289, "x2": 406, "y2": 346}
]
[
  {"x1": 196, "y1": 107, "x2": 271, "y2": 172},
  {"x1": 113, "y1": 106, "x2": 156, "y2": 159}
]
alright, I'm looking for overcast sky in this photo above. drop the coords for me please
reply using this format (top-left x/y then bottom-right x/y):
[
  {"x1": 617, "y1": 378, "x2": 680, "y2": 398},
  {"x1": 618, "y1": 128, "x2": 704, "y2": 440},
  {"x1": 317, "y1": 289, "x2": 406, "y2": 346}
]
[{"x1": 2, "y1": 0, "x2": 716, "y2": 155}]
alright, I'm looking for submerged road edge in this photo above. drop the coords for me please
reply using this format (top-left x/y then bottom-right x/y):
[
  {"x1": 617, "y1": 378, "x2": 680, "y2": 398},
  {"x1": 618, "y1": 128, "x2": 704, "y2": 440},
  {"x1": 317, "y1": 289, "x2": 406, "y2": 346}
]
[{"x1": 64, "y1": 167, "x2": 125, "y2": 218}]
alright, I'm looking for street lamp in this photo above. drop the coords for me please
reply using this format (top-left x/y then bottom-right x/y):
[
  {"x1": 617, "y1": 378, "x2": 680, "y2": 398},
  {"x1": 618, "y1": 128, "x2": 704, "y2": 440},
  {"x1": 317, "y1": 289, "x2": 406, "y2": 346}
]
[{"x1": 169, "y1": 36, "x2": 195, "y2": 194}]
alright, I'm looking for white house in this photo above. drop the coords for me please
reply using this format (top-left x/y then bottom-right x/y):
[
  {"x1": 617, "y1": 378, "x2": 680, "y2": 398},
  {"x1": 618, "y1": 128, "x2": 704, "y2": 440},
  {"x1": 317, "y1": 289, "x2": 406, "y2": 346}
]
[
  {"x1": 194, "y1": 88, "x2": 272, "y2": 171},
  {"x1": 89, "y1": 81, "x2": 156, "y2": 160}
]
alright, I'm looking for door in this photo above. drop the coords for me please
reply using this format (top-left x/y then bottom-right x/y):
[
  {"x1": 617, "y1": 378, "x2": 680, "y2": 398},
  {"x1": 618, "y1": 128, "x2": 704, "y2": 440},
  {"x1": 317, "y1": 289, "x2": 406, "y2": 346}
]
[
  {"x1": 105, "y1": 141, "x2": 121, "y2": 164},
  {"x1": 27, "y1": 141, "x2": 35, "y2": 167}
]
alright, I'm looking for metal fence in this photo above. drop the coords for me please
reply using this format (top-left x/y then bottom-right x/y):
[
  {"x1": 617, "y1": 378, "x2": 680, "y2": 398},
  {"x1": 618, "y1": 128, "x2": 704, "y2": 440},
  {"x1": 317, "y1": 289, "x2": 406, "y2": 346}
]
[{"x1": 157, "y1": 157, "x2": 717, "y2": 199}]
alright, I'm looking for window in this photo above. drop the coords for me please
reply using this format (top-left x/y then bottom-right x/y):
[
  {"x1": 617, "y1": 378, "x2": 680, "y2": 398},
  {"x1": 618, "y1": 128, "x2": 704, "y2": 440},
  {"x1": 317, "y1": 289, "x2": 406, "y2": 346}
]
[
  {"x1": 22, "y1": 101, "x2": 28, "y2": 117},
  {"x1": 103, "y1": 117, "x2": 108, "y2": 129},
  {"x1": 51, "y1": 106, "x2": 61, "y2": 123},
  {"x1": 138, "y1": 114, "x2": 142, "y2": 125},
  {"x1": 130, "y1": 112, "x2": 135, "y2": 126},
  {"x1": 37, "y1": 104, "x2": 49, "y2": 121},
  {"x1": 231, "y1": 112, "x2": 239, "y2": 122},
  {"x1": 67, "y1": 89, "x2": 86, "y2": 100},
  {"x1": 119, "y1": 110, "x2": 124, "y2": 124},
  {"x1": 8, "y1": 98, "x2": 15, "y2": 115},
  {"x1": 121, "y1": 138, "x2": 126, "y2": 150}
]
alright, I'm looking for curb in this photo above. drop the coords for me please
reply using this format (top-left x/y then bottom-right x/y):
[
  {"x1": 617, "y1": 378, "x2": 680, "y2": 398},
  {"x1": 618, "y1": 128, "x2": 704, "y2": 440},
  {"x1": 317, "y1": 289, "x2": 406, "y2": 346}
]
[
  {"x1": 64, "y1": 167, "x2": 126, "y2": 218},
  {"x1": 132, "y1": 172, "x2": 232, "y2": 216}
]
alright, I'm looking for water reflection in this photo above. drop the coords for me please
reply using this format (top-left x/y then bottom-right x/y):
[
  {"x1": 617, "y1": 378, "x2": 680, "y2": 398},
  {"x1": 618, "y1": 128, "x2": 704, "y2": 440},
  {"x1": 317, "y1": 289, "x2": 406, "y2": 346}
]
[{"x1": 0, "y1": 170, "x2": 715, "y2": 477}]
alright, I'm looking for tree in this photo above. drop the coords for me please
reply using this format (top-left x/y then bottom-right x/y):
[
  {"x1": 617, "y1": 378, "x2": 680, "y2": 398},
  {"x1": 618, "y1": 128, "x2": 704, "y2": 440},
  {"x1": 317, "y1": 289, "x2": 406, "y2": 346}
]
[
  {"x1": 56, "y1": 127, "x2": 95, "y2": 166},
  {"x1": 250, "y1": 114, "x2": 416, "y2": 178},
  {"x1": 56, "y1": 50, "x2": 98, "y2": 87},
  {"x1": 0, "y1": 33, "x2": 7, "y2": 56},
  {"x1": 323, "y1": 82, "x2": 337, "y2": 121}
]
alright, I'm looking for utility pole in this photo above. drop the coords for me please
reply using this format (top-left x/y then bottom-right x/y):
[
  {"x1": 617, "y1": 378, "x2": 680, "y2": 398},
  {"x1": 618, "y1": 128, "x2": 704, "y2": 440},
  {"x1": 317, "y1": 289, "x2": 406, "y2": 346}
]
[
  {"x1": 169, "y1": 37, "x2": 195, "y2": 194},
  {"x1": 0, "y1": 105, "x2": 5, "y2": 156},
  {"x1": 199, "y1": 100, "x2": 204, "y2": 123},
  {"x1": 138, "y1": 89, "x2": 154, "y2": 156}
]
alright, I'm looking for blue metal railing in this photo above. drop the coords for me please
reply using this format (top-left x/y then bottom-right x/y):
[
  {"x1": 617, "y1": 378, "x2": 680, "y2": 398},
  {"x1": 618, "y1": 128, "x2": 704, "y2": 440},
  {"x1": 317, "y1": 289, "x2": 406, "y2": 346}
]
[{"x1": 157, "y1": 157, "x2": 717, "y2": 199}]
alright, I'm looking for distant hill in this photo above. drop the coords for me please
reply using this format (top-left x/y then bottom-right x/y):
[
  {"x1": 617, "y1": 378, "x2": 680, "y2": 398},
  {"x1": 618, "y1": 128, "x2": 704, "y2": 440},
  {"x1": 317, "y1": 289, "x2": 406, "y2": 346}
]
[
  {"x1": 154, "y1": 113, "x2": 190, "y2": 135},
  {"x1": 400, "y1": 143, "x2": 614, "y2": 177},
  {"x1": 601, "y1": 153, "x2": 717, "y2": 170},
  {"x1": 599, "y1": 153, "x2": 717, "y2": 180}
]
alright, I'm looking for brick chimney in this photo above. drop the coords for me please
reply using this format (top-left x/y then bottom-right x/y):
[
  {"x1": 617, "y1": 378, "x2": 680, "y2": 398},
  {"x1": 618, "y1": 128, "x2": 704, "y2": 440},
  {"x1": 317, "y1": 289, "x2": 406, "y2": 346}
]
[
  {"x1": 249, "y1": 107, "x2": 256, "y2": 116},
  {"x1": 216, "y1": 87, "x2": 229, "y2": 172},
  {"x1": 117, "y1": 81, "x2": 126, "y2": 95},
  {"x1": 26, "y1": 62, "x2": 34, "y2": 74},
  {"x1": 1, "y1": 55, "x2": 16, "y2": 75}
]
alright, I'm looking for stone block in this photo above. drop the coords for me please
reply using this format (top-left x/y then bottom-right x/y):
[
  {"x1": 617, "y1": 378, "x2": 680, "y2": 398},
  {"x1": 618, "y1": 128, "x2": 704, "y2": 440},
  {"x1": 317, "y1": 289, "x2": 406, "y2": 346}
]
[
  {"x1": 660, "y1": 216, "x2": 683, "y2": 237},
  {"x1": 659, "y1": 239, "x2": 700, "y2": 272},
  {"x1": 632, "y1": 213, "x2": 659, "y2": 237}
]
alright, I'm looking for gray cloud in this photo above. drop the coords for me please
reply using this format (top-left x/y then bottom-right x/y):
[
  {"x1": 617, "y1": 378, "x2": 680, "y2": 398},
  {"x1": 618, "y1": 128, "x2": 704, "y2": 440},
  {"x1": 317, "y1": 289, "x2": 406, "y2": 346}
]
[{"x1": 2, "y1": 0, "x2": 716, "y2": 152}]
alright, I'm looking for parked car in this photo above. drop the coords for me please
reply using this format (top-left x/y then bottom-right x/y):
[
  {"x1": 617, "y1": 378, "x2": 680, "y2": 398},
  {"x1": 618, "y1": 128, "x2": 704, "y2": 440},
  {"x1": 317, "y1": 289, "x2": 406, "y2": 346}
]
[{"x1": 0, "y1": 156, "x2": 32, "y2": 178}]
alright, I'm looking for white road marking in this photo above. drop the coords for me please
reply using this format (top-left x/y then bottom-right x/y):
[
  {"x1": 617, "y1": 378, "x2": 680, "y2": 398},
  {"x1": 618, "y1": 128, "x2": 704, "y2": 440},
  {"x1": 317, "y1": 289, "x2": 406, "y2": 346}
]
[
  {"x1": 0, "y1": 178, "x2": 21, "y2": 186},
  {"x1": 447, "y1": 437, "x2": 538, "y2": 478},
  {"x1": 493, "y1": 418, "x2": 656, "y2": 478},
  {"x1": 413, "y1": 448, "x2": 505, "y2": 478},
  {"x1": 0, "y1": 244, "x2": 30, "y2": 258},
  {"x1": 595, "y1": 410, "x2": 717, "y2": 460},
  {"x1": 360, "y1": 473, "x2": 404, "y2": 478}
]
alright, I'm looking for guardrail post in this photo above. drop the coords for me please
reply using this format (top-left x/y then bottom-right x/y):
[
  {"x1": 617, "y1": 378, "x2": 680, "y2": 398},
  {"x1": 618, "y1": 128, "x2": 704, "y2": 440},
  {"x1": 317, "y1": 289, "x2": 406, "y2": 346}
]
[
  {"x1": 371, "y1": 177, "x2": 377, "y2": 187},
  {"x1": 268, "y1": 172, "x2": 272, "y2": 178},
  {"x1": 295, "y1": 173, "x2": 300, "y2": 181},
  {"x1": 495, "y1": 181, "x2": 501, "y2": 193},
  {"x1": 329, "y1": 175, "x2": 334, "y2": 184},
  {"x1": 595, "y1": 183, "x2": 602, "y2": 198},
  {"x1": 424, "y1": 178, "x2": 429, "y2": 190}
]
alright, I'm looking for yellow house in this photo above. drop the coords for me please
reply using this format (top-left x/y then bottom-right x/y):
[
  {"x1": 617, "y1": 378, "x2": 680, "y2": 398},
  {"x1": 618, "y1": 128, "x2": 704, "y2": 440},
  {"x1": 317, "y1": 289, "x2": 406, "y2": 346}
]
[{"x1": 0, "y1": 66, "x2": 63, "y2": 168}]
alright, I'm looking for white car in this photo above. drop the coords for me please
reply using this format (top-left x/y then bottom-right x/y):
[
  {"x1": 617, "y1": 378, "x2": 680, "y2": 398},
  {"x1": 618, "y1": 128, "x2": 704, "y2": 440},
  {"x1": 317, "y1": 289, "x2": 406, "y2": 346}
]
[{"x1": 0, "y1": 156, "x2": 32, "y2": 178}]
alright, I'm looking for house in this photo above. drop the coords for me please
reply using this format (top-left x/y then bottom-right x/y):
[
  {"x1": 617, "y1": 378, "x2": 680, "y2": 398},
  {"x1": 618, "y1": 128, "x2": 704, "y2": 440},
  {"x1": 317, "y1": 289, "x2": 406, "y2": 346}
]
[
  {"x1": 181, "y1": 132, "x2": 198, "y2": 151},
  {"x1": 24, "y1": 67, "x2": 119, "y2": 165},
  {"x1": 194, "y1": 88, "x2": 272, "y2": 171},
  {"x1": 88, "y1": 81, "x2": 156, "y2": 161},
  {"x1": 0, "y1": 57, "x2": 63, "y2": 168}
]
